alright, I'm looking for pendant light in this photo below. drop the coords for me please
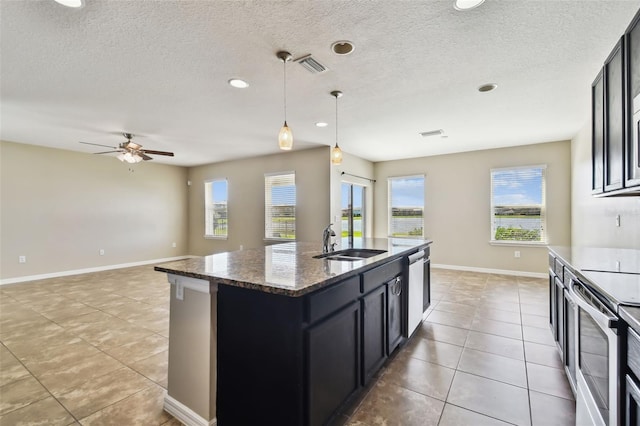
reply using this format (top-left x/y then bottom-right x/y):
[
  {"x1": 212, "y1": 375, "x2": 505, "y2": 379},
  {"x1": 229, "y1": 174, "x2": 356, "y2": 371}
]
[
  {"x1": 277, "y1": 51, "x2": 293, "y2": 150},
  {"x1": 330, "y1": 90, "x2": 343, "y2": 165}
]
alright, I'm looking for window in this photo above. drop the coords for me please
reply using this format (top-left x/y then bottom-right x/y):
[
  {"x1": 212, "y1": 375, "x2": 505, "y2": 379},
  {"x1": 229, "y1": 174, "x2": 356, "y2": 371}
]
[
  {"x1": 388, "y1": 175, "x2": 424, "y2": 238},
  {"x1": 265, "y1": 172, "x2": 296, "y2": 240},
  {"x1": 205, "y1": 179, "x2": 228, "y2": 238},
  {"x1": 342, "y1": 182, "x2": 366, "y2": 245},
  {"x1": 490, "y1": 165, "x2": 546, "y2": 243}
]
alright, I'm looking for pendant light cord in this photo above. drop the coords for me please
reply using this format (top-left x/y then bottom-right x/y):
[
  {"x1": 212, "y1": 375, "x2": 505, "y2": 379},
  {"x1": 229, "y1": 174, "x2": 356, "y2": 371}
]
[
  {"x1": 283, "y1": 59, "x2": 287, "y2": 122},
  {"x1": 335, "y1": 94, "x2": 339, "y2": 148}
]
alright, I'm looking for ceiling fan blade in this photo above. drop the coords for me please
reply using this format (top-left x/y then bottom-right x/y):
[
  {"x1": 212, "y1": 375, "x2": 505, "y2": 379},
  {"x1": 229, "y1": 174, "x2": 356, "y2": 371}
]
[
  {"x1": 141, "y1": 149, "x2": 174, "y2": 156},
  {"x1": 93, "y1": 150, "x2": 122, "y2": 154},
  {"x1": 80, "y1": 141, "x2": 118, "y2": 149},
  {"x1": 140, "y1": 152, "x2": 153, "y2": 161}
]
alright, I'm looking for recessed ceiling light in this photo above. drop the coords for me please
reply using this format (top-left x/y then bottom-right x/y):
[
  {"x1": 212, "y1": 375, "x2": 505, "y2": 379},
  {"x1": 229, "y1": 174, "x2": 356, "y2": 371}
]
[
  {"x1": 228, "y1": 79, "x2": 249, "y2": 89},
  {"x1": 478, "y1": 83, "x2": 498, "y2": 93},
  {"x1": 54, "y1": 0, "x2": 84, "y2": 7},
  {"x1": 454, "y1": 0, "x2": 485, "y2": 11},
  {"x1": 331, "y1": 41, "x2": 355, "y2": 55},
  {"x1": 315, "y1": 122, "x2": 328, "y2": 128}
]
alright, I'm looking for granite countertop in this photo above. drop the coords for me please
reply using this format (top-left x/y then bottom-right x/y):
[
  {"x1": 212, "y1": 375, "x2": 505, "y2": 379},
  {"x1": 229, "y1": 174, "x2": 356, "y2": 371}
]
[
  {"x1": 549, "y1": 246, "x2": 640, "y2": 311},
  {"x1": 548, "y1": 246, "x2": 640, "y2": 274},
  {"x1": 620, "y1": 305, "x2": 640, "y2": 334},
  {"x1": 154, "y1": 238, "x2": 431, "y2": 297}
]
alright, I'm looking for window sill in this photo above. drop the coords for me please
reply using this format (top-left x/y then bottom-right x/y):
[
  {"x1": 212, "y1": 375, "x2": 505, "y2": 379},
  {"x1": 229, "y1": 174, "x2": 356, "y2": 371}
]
[
  {"x1": 264, "y1": 238, "x2": 296, "y2": 243},
  {"x1": 204, "y1": 235, "x2": 228, "y2": 240},
  {"x1": 489, "y1": 240, "x2": 548, "y2": 247}
]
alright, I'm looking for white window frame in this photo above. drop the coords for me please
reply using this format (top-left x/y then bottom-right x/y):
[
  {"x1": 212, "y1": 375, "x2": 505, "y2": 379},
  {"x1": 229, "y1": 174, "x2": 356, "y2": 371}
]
[
  {"x1": 489, "y1": 165, "x2": 547, "y2": 246},
  {"x1": 264, "y1": 171, "x2": 296, "y2": 241},
  {"x1": 387, "y1": 174, "x2": 425, "y2": 239},
  {"x1": 204, "y1": 178, "x2": 228, "y2": 239}
]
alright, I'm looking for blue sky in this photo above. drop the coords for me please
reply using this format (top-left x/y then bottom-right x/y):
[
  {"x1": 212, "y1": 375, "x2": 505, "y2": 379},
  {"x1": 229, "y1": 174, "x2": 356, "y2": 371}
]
[
  {"x1": 341, "y1": 184, "x2": 364, "y2": 209},
  {"x1": 272, "y1": 185, "x2": 296, "y2": 205},
  {"x1": 492, "y1": 168, "x2": 543, "y2": 205},
  {"x1": 390, "y1": 177, "x2": 424, "y2": 207},
  {"x1": 211, "y1": 180, "x2": 228, "y2": 202}
]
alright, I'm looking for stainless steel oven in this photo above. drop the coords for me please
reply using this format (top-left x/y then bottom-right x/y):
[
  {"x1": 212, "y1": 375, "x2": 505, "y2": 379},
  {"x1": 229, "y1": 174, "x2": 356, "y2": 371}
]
[{"x1": 571, "y1": 278, "x2": 619, "y2": 426}]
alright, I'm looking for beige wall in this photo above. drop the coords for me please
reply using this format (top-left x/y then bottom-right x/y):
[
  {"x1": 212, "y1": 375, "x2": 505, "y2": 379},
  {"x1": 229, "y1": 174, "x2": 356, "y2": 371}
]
[
  {"x1": 571, "y1": 121, "x2": 640, "y2": 248},
  {"x1": 373, "y1": 141, "x2": 572, "y2": 274},
  {"x1": 330, "y1": 152, "x2": 375, "y2": 245},
  {"x1": 187, "y1": 147, "x2": 331, "y2": 255},
  {"x1": 0, "y1": 141, "x2": 189, "y2": 280}
]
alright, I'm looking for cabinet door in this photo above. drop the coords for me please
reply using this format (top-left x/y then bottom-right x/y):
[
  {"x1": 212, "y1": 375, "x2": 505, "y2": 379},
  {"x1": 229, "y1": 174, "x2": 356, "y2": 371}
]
[
  {"x1": 554, "y1": 277, "x2": 565, "y2": 355},
  {"x1": 387, "y1": 277, "x2": 403, "y2": 355},
  {"x1": 625, "y1": 10, "x2": 640, "y2": 188},
  {"x1": 362, "y1": 285, "x2": 387, "y2": 386},
  {"x1": 306, "y1": 302, "x2": 360, "y2": 426},
  {"x1": 563, "y1": 289, "x2": 577, "y2": 391},
  {"x1": 625, "y1": 375, "x2": 640, "y2": 426},
  {"x1": 549, "y1": 271, "x2": 557, "y2": 335},
  {"x1": 604, "y1": 39, "x2": 625, "y2": 192},
  {"x1": 593, "y1": 69, "x2": 605, "y2": 194},
  {"x1": 423, "y1": 258, "x2": 431, "y2": 312}
]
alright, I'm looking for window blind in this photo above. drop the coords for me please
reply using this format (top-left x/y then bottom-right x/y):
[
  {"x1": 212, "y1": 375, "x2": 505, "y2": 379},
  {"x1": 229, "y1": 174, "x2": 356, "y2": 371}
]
[
  {"x1": 388, "y1": 175, "x2": 425, "y2": 238},
  {"x1": 490, "y1": 166, "x2": 546, "y2": 243},
  {"x1": 265, "y1": 172, "x2": 296, "y2": 240},
  {"x1": 205, "y1": 179, "x2": 228, "y2": 238}
]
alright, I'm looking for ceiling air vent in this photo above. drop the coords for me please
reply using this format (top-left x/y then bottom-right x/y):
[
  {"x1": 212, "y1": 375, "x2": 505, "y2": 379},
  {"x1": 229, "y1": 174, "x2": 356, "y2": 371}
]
[
  {"x1": 419, "y1": 129, "x2": 444, "y2": 138},
  {"x1": 295, "y1": 55, "x2": 328, "y2": 74}
]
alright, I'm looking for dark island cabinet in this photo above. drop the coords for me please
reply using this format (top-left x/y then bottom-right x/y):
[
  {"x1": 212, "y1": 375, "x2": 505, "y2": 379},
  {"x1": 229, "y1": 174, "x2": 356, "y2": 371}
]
[
  {"x1": 361, "y1": 284, "x2": 387, "y2": 386},
  {"x1": 215, "y1": 249, "x2": 429, "y2": 426},
  {"x1": 306, "y1": 301, "x2": 361, "y2": 426},
  {"x1": 423, "y1": 255, "x2": 431, "y2": 312}
]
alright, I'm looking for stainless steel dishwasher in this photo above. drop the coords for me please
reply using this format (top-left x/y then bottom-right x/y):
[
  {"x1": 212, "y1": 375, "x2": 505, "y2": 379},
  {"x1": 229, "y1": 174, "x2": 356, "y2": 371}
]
[{"x1": 407, "y1": 250, "x2": 425, "y2": 336}]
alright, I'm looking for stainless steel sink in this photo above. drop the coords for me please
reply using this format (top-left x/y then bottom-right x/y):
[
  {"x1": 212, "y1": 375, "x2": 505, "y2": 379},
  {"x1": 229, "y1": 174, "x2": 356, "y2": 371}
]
[{"x1": 313, "y1": 248, "x2": 387, "y2": 261}]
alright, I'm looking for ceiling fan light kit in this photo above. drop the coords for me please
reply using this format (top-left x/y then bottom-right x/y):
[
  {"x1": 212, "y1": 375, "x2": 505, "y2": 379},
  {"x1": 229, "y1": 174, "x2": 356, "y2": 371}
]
[
  {"x1": 277, "y1": 51, "x2": 293, "y2": 151},
  {"x1": 53, "y1": 0, "x2": 84, "y2": 8},
  {"x1": 79, "y1": 133, "x2": 174, "y2": 163}
]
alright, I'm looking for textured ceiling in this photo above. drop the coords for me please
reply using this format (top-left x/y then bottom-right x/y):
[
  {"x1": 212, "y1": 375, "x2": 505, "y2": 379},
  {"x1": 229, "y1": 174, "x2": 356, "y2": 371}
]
[{"x1": 1, "y1": 0, "x2": 639, "y2": 166}]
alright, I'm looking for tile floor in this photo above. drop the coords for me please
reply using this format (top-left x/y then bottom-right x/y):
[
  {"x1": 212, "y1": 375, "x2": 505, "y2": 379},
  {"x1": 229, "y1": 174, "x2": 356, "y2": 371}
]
[
  {"x1": 343, "y1": 268, "x2": 575, "y2": 426},
  {"x1": 0, "y1": 266, "x2": 575, "y2": 425}
]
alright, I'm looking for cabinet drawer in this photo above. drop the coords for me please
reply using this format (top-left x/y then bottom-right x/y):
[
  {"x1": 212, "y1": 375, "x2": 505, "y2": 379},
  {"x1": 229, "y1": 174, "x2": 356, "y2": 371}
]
[
  {"x1": 564, "y1": 269, "x2": 576, "y2": 288},
  {"x1": 549, "y1": 253, "x2": 556, "y2": 270},
  {"x1": 628, "y1": 327, "x2": 640, "y2": 379},
  {"x1": 306, "y1": 276, "x2": 360, "y2": 324},
  {"x1": 362, "y1": 258, "x2": 402, "y2": 294},
  {"x1": 554, "y1": 259, "x2": 565, "y2": 282}
]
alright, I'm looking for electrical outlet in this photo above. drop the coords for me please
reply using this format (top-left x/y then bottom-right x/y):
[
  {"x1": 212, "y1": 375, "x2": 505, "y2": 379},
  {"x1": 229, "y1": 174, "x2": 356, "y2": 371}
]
[
  {"x1": 240, "y1": 244, "x2": 244, "y2": 250},
  {"x1": 172, "y1": 242, "x2": 176, "y2": 248},
  {"x1": 616, "y1": 214, "x2": 621, "y2": 227},
  {"x1": 514, "y1": 251, "x2": 521, "y2": 258},
  {"x1": 99, "y1": 249, "x2": 105, "y2": 256},
  {"x1": 19, "y1": 256, "x2": 26, "y2": 263},
  {"x1": 176, "y1": 283, "x2": 184, "y2": 301}
]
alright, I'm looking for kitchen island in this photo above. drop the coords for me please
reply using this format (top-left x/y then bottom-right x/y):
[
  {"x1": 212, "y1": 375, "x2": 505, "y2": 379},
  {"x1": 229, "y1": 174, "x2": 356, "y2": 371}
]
[{"x1": 155, "y1": 238, "x2": 431, "y2": 426}]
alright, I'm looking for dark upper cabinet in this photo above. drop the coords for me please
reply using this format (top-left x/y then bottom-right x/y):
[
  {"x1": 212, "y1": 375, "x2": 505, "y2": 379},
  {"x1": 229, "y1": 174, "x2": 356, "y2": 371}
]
[
  {"x1": 592, "y1": 70, "x2": 605, "y2": 194},
  {"x1": 625, "y1": 10, "x2": 640, "y2": 188},
  {"x1": 604, "y1": 39, "x2": 625, "y2": 192},
  {"x1": 593, "y1": 8, "x2": 640, "y2": 196}
]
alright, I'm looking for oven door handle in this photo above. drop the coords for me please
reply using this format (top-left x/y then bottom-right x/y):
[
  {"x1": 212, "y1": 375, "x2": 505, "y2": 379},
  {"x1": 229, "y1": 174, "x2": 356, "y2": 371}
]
[{"x1": 569, "y1": 279, "x2": 618, "y2": 329}]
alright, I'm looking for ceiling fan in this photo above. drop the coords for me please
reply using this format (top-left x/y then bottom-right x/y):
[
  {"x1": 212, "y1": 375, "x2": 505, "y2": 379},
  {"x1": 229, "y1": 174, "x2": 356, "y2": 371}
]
[{"x1": 80, "y1": 133, "x2": 174, "y2": 163}]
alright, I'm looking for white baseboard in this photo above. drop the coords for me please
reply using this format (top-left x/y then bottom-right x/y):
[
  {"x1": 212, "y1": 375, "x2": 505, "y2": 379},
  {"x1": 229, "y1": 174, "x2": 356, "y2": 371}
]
[
  {"x1": 0, "y1": 255, "x2": 197, "y2": 286},
  {"x1": 164, "y1": 394, "x2": 216, "y2": 426},
  {"x1": 432, "y1": 263, "x2": 547, "y2": 279}
]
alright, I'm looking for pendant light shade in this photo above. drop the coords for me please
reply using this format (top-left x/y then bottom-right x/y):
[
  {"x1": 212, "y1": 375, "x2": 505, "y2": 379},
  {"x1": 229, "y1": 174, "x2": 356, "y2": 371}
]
[
  {"x1": 279, "y1": 121, "x2": 293, "y2": 150},
  {"x1": 277, "y1": 51, "x2": 293, "y2": 150},
  {"x1": 331, "y1": 90, "x2": 343, "y2": 165}
]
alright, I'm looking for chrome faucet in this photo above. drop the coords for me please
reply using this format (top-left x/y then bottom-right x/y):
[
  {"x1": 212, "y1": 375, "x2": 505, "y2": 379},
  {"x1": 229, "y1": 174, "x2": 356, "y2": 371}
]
[{"x1": 322, "y1": 223, "x2": 336, "y2": 253}]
